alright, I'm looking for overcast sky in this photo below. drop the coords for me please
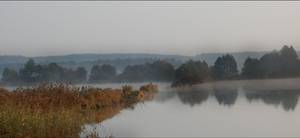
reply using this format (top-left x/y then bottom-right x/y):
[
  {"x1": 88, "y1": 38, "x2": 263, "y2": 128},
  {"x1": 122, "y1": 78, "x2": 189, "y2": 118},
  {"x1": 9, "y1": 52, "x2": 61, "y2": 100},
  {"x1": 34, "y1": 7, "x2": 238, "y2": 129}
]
[{"x1": 0, "y1": 1, "x2": 300, "y2": 57}]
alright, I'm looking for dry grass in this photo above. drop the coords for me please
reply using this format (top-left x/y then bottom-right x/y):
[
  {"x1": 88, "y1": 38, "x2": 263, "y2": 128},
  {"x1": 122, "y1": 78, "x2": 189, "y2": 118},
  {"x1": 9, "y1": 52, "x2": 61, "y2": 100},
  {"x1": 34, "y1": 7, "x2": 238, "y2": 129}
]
[{"x1": 0, "y1": 83, "x2": 157, "y2": 138}]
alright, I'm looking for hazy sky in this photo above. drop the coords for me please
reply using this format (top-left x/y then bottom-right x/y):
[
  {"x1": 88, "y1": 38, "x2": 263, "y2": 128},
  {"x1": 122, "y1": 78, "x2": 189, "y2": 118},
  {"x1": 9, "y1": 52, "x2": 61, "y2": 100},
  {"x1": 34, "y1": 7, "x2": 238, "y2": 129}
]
[{"x1": 0, "y1": 1, "x2": 300, "y2": 56}]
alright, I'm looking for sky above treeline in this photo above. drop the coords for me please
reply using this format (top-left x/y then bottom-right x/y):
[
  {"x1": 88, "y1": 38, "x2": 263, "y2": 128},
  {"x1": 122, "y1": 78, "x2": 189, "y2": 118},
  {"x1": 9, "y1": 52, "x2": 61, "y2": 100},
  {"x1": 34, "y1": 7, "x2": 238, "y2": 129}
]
[{"x1": 0, "y1": 1, "x2": 300, "y2": 57}]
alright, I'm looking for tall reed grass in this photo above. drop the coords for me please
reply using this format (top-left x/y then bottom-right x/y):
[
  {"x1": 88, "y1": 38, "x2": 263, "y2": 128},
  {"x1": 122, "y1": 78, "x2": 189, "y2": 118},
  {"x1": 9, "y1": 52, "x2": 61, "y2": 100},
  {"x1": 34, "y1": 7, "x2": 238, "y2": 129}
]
[{"x1": 0, "y1": 83, "x2": 157, "y2": 137}]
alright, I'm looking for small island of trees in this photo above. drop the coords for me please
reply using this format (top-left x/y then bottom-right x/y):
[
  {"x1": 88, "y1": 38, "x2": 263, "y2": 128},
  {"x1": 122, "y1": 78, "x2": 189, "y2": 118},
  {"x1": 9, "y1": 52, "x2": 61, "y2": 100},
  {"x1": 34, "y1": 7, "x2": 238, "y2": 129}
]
[{"x1": 2, "y1": 45, "x2": 300, "y2": 86}]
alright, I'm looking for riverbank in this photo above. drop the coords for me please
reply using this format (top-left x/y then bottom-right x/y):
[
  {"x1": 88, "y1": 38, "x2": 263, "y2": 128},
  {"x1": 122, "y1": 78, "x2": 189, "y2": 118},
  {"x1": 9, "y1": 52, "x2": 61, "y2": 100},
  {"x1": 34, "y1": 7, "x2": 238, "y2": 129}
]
[{"x1": 0, "y1": 83, "x2": 157, "y2": 137}]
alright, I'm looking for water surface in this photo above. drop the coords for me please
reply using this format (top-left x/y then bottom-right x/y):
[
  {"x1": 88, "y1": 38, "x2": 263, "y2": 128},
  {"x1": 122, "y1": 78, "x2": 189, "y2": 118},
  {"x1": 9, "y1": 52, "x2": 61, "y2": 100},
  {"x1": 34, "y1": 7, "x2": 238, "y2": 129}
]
[{"x1": 80, "y1": 78, "x2": 300, "y2": 137}]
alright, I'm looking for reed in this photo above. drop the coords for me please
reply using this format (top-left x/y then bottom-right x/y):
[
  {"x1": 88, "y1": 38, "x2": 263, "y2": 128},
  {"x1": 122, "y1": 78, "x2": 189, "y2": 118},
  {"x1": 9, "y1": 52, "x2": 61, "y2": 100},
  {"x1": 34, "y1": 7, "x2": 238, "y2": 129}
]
[{"x1": 0, "y1": 83, "x2": 157, "y2": 137}]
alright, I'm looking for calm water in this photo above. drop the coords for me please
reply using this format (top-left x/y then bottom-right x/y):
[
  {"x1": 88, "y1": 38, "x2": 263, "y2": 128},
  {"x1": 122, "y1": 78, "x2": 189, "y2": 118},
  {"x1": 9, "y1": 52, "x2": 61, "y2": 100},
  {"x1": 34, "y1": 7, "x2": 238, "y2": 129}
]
[{"x1": 80, "y1": 78, "x2": 300, "y2": 137}]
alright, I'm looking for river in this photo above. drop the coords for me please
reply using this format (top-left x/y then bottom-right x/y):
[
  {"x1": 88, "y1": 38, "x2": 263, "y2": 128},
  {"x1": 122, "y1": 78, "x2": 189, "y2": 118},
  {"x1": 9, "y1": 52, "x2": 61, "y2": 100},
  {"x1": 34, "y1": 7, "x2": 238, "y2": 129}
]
[{"x1": 76, "y1": 79, "x2": 300, "y2": 137}]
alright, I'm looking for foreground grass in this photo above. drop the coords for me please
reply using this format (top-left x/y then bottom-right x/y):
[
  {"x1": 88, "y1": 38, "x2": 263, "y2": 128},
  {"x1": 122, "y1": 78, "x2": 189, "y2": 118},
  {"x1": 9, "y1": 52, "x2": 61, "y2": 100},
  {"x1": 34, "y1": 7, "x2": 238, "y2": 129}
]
[{"x1": 0, "y1": 83, "x2": 157, "y2": 137}]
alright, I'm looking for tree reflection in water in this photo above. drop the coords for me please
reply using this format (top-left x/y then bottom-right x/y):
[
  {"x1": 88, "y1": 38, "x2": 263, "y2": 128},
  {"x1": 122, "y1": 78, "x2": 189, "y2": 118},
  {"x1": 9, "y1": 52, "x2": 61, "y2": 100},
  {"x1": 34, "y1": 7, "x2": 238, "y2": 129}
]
[
  {"x1": 175, "y1": 87, "x2": 210, "y2": 107},
  {"x1": 213, "y1": 85, "x2": 238, "y2": 106},
  {"x1": 173, "y1": 82, "x2": 300, "y2": 111},
  {"x1": 244, "y1": 89, "x2": 300, "y2": 111}
]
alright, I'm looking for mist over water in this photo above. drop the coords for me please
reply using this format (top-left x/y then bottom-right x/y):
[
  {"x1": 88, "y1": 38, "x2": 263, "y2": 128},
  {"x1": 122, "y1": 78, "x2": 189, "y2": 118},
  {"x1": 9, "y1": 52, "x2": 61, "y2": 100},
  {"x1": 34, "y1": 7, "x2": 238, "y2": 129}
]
[{"x1": 81, "y1": 78, "x2": 300, "y2": 137}]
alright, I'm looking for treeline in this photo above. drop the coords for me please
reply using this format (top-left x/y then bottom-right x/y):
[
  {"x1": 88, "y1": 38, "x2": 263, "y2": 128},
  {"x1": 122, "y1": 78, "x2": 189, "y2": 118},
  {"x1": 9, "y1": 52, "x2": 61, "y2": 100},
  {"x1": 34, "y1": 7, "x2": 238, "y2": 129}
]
[
  {"x1": 242, "y1": 45, "x2": 300, "y2": 78},
  {"x1": 1, "y1": 60, "x2": 175, "y2": 85},
  {"x1": 173, "y1": 45, "x2": 300, "y2": 86},
  {"x1": 86, "y1": 60, "x2": 175, "y2": 83},
  {"x1": 2, "y1": 59, "x2": 87, "y2": 84},
  {"x1": 2, "y1": 45, "x2": 300, "y2": 86},
  {"x1": 172, "y1": 54, "x2": 238, "y2": 86}
]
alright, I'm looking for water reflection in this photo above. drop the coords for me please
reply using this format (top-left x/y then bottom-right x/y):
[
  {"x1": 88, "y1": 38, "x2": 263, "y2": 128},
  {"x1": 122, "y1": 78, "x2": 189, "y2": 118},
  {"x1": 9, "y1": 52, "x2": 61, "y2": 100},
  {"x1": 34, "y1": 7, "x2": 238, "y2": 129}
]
[
  {"x1": 175, "y1": 87, "x2": 209, "y2": 107},
  {"x1": 172, "y1": 80, "x2": 300, "y2": 111},
  {"x1": 81, "y1": 79, "x2": 300, "y2": 137},
  {"x1": 244, "y1": 89, "x2": 300, "y2": 111},
  {"x1": 174, "y1": 83, "x2": 239, "y2": 107},
  {"x1": 213, "y1": 85, "x2": 238, "y2": 106}
]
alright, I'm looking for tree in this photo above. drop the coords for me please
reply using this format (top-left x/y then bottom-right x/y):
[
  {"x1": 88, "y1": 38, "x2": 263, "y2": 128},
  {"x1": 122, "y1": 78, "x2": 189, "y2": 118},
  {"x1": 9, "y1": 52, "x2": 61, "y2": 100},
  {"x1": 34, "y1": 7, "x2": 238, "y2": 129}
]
[
  {"x1": 1, "y1": 68, "x2": 19, "y2": 84},
  {"x1": 259, "y1": 45, "x2": 300, "y2": 77},
  {"x1": 172, "y1": 60, "x2": 209, "y2": 86},
  {"x1": 89, "y1": 64, "x2": 116, "y2": 83},
  {"x1": 3, "y1": 59, "x2": 89, "y2": 84},
  {"x1": 46, "y1": 63, "x2": 64, "y2": 82},
  {"x1": 212, "y1": 54, "x2": 238, "y2": 80},
  {"x1": 280, "y1": 45, "x2": 298, "y2": 60},
  {"x1": 117, "y1": 60, "x2": 175, "y2": 82},
  {"x1": 19, "y1": 59, "x2": 38, "y2": 83},
  {"x1": 75, "y1": 67, "x2": 87, "y2": 82},
  {"x1": 118, "y1": 64, "x2": 147, "y2": 82},
  {"x1": 260, "y1": 51, "x2": 281, "y2": 77},
  {"x1": 242, "y1": 57, "x2": 262, "y2": 78},
  {"x1": 279, "y1": 45, "x2": 300, "y2": 76},
  {"x1": 147, "y1": 60, "x2": 175, "y2": 81}
]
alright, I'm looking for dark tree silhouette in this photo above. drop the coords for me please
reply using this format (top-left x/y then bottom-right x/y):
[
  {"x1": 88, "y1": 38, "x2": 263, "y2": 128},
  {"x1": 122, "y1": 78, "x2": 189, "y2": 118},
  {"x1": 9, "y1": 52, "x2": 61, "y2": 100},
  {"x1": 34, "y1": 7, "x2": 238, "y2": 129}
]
[
  {"x1": 243, "y1": 45, "x2": 300, "y2": 78},
  {"x1": 279, "y1": 45, "x2": 300, "y2": 76},
  {"x1": 4, "y1": 59, "x2": 88, "y2": 84},
  {"x1": 172, "y1": 60, "x2": 209, "y2": 86},
  {"x1": 148, "y1": 60, "x2": 175, "y2": 81},
  {"x1": 75, "y1": 67, "x2": 87, "y2": 82},
  {"x1": 19, "y1": 59, "x2": 38, "y2": 83},
  {"x1": 1, "y1": 68, "x2": 19, "y2": 83},
  {"x1": 242, "y1": 57, "x2": 262, "y2": 78},
  {"x1": 212, "y1": 54, "x2": 238, "y2": 80},
  {"x1": 89, "y1": 64, "x2": 116, "y2": 83},
  {"x1": 46, "y1": 63, "x2": 64, "y2": 82},
  {"x1": 117, "y1": 60, "x2": 175, "y2": 82}
]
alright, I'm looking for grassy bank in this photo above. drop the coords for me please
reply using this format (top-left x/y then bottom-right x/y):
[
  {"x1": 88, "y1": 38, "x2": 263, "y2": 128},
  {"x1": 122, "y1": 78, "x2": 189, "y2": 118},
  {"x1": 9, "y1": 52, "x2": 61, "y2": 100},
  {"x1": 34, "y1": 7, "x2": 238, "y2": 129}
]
[{"x1": 0, "y1": 83, "x2": 157, "y2": 137}]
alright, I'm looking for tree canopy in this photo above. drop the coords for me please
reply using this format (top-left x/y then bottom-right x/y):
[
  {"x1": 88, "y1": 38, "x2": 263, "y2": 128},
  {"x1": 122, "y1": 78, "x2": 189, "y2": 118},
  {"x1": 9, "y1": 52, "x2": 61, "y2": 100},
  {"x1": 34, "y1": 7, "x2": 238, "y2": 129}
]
[
  {"x1": 211, "y1": 54, "x2": 238, "y2": 80},
  {"x1": 3, "y1": 59, "x2": 88, "y2": 84},
  {"x1": 172, "y1": 60, "x2": 209, "y2": 86},
  {"x1": 242, "y1": 45, "x2": 300, "y2": 78},
  {"x1": 1, "y1": 68, "x2": 19, "y2": 84},
  {"x1": 241, "y1": 58, "x2": 262, "y2": 78},
  {"x1": 89, "y1": 64, "x2": 116, "y2": 83},
  {"x1": 117, "y1": 60, "x2": 175, "y2": 82}
]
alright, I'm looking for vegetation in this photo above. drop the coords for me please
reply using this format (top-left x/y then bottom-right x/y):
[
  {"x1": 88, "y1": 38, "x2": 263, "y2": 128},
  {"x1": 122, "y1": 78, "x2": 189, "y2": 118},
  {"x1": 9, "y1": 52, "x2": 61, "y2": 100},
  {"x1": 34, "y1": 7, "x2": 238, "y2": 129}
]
[
  {"x1": 117, "y1": 60, "x2": 175, "y2": 82},
  {"x1": 0, "y1": 83, "x2": 158, "y2": 137},
  {"x1": 242, "y1": 45, "x2": 300, "y2": 78},
  {"x1": 2, "y1": 68, "x2": 19, "y2": 84},
  {"x1": 211, "y1": 54, "x2": 238, "y2": 80},
  {"x1": 2, "y1": 60, "x2": 175, "y2": 85},
  {"x1": 172, "y1": 55, "x2": 238, "y2": 86},
  {"x1": 172, "y1": 45, "x2": 300, "y2": 86},
  {"x1": 2, "y1": 45, "x2": 300, "y2": 87},
  {"x1": 2, "y1": 60, "x2": 87, "y2": 85},
  {"x1": 88, "y1": 64, "x2": 116, "y2": 83},
  {"x1": 172, "y1": 60, "x2": 209, "y2": 86},
  {"x1": 241, "y1": 58, "x2": 262, "y2": 78}
]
